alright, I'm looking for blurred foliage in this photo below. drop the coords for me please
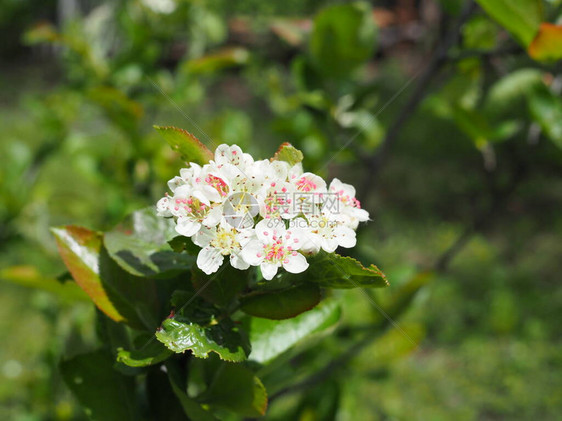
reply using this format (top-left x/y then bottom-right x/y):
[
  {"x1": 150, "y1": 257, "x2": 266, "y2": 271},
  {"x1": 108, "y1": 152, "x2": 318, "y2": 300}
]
[{"x1": 1, "y1": 0, "x2": 562, "y2": 419}]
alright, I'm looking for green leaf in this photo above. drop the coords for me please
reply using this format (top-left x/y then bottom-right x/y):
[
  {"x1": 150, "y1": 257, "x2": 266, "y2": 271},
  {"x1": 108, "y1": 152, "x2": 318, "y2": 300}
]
[
  {"x1": 191, "y1": 266, "x2": 249, "y2": 308},
  {"x1": 52, "y1": 226, "x2": 158, "y2": 330},
  {"x1": 154, "y1": 125, "x2": 214, "y2": 164},
  {"x1": 529, "y1": 86, "x2": 562, "y2": 149},
  {"x1": 284, "y1": 251, "x2": 388, "y2": 289},
  {"x1": 104, "y1": 207, "x2": 194, "y2": 278},
  {"x1": 529, "y1": 23, "x2": 562, "y2": 61},
  {"x1": 60, "y1": 350, "x2": 137, "y2": 421},
  {"x1": 52, "y1": 226, "x2": 126, "y2": 323},
  {"x1": 245, "y1": 299, "x2": 341, "y2": 364},
  {"x1": 199, "y1": 363, "x2": 268, "y2": 417},
  {"x1": 240, "y1": 284, "x2": 321, "y2": 320},
  {"x1": 475, "y1": 0, "x2": 542, "y2": 46},
  {"x1": 168, "y1": 235, "x2": 201, "y2": 255},
  {"x1": 165, "y1": 360, "x2": 218, "y2": 421},
  {"x1": 271, "y1": 142, "x2": 304, "y2": 166},
  {"x1": 463, "y1": 15, "x2": 500, "y2": 50},
  {"x1": 309, "y1": 2, "x2": 377, "y2": 78},
  {"x1": 146, "y1": 368, "x2": 192, "y2": 421},
  {"x1": 156, "y1": 318, "x2": 250, "y2": 362},
  {"x1": 486, "y1": 69, "x2": 543, "y2": 114},
  {"x1": 450, "y1": 105, "x2": 521, "y2": 145},
  {"x1": 116, "y1": 340, "x2": 173, "y2": 368},
  {"x1": 0, "y1": 265, "x2": 88, "y2": 302},
  {"x1": 184, "y1": 47, "x2": 250, "y2": 74}
]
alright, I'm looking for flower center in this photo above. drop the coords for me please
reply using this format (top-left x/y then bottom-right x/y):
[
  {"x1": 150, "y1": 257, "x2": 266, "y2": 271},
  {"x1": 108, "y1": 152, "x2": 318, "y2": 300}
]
[
  {"x1": 173, "y1": 197, "x2": 209, "y2": 221},
  {"x1": 205, "y1": 175, "x2": 229, "y2": 197},
  {"x1": 264, "y1": 188, "x2": 291, "y2": 218},
  {"x1": 296, "y1": 177, "x2": 317, "y2": 192},
  {"x1": 210, "y1": 228, "x2": 240, "y2": 255},
  {"x1": 311, "y1": 216, "x2": 336, "y2": 237},
  {"x1": 261, "y1": 235, "x2": 298, "y2": 264},
  {"x1": 332, "y1": 188, "x2": 362, "y2": 208}
]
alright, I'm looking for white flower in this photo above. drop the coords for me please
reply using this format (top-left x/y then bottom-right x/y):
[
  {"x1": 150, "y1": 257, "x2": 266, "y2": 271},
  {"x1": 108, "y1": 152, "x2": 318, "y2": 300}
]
[
  {"x1": 288, "y1": 163, "x2": 304, "y2": 179},
  {"x1": 327, "y1": 178, "x2": 369, "y2": 229},
  {"x1": 213, "y1": 144, "x2": 254, "y2": 170},
  {"x1": 259, "y1": 181, "x2": 296, "y2": 220},
  {"x1": 255, "y1": 159, "x2": 290, "y2": 187},
  {"x1": 192, "y1": 220, "x2": 253, "y2": 274},
  {"x1": 156, "y1": 143, "x2": 369, "y2": 279},
  {"x1": 222, "y1": 191, "x2": 260, "y2": 229},
  {"x1": 241, "y1": 219, "x2": 309, "y2": 280},
  {"x1": 167, "y1": 163, "x2": 202, "y2": 193},
  {"x1": 169, "y1": 186, "x2": 222, "y2": 237},
  {"x1": 294, "y1": 211, "x2": 356, "y2": 254},
  {"x1": 292, "y1": 172, "x2": 326, "y2": 193},
  {"x1": 197, "y1": 166, "x2": 230, "y2": 202},
  {"x1": 289, "y1": 172, "x2": 327, "y2": 217},
  {"x1": 156, "y1": 195, "x2": 172, "y2": 217}
]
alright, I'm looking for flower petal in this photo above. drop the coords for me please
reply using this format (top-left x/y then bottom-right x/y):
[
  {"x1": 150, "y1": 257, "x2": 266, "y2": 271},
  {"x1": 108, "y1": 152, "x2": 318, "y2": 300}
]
[
  {"x1": 215, "y1": 144, "x2": 245, "y2": 166},
  {"x1": 236, "y1": 229, "x2": 256, "y2": 248},
  {"x1": 260, "y1": 262, "x2": 279, "y2": 280},
  {"x1": 156, "y1": 197, "x2": 172, "y2": 217},
  {"x1": 230, "y1": 253, "x2": 250, "y2": 270},
  {"x1": 240, "y1": 240, "x2": 264, "y2": 266},
  {"x1": 255, "y1": 218, "x2": 285, "y2": 244},
  {"x1": 353, "y1": 208, "x2": 370, "y2": 222},
  {"x1": 167, "y1": 176, "x2": 185, "y2": 192},
  {"x1": 197, "y1": 246, "x2": 224, "y2": 274},
  {"x1": 298, "y1": 232, "x2": 322, "y2": 254},
  {"x1": 335, "y1": 226, "x2": 356, "y2": 248},
  {"x1": 282, "y1": 253, "x2": 309, "y2": 274},
  {"x1": 202, "y1": 206, "x2": 222, "y2": 227},
  {"x1": 321, "y1": 237, "x2": 339, "y2": 253},
  {"x1": 192, "y1": 226, "x2": 215, "y2": 247},
  {"x1": 175, "y1": 217, "x2": 200, "y2": 237},
  {"x1": 329, "y1": 177, "x2": 355, "y2": 197}
]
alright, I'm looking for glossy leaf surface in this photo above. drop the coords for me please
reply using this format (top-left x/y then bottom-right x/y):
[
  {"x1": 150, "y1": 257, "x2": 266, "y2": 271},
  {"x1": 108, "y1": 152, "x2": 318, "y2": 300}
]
[
  {"x1": 199, "y1": 363, "x2": 268, "y2": 417},
  {"x1": 271, "y1": 142, "x2": 304, "y2": 166},
  {"x1": 475, "y1": 0, "x2": 542, "y2": 46},
  {"x1": 246, "y1": 299, "x2": 341, "y2": 364},
  {"x1": 285, "y1": 251, "x2": 388, "y2": 289},
  {"x1": 116, "y1": 340, "x2": 173, "y2": 368},
  {"x1": 104, "y1": 207, "x2": 194, "y2": 278},
  {"x1": 240, "y1": 283, "x2": 321, "y2": 319},
  {"x1": 154, "y1": 125, "x2": 214, "y2": 164}
]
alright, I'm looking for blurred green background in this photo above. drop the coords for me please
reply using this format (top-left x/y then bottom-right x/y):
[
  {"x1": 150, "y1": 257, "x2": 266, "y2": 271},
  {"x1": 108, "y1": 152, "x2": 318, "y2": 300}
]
[{"x1": 1, "y1": 0, "x2": 561, "y2": 419}]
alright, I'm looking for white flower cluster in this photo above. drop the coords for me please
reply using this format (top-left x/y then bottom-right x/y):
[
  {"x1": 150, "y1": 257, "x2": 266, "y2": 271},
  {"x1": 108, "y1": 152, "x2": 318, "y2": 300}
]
[{"x1": 156, "y1": 144, "x2": 369, "y2": 280}]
